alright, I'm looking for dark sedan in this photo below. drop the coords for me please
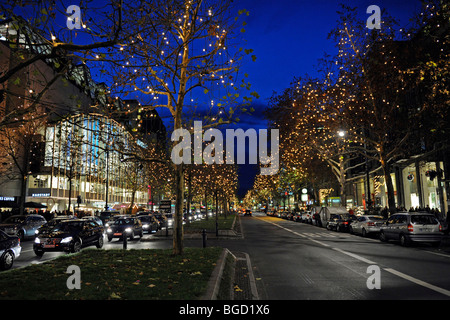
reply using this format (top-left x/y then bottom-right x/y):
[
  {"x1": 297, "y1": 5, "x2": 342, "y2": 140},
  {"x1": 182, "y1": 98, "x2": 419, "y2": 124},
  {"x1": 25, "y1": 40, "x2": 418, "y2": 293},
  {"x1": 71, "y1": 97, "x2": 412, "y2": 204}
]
[
  {"x1": 33, "y1": 220, "x2": 104, "y2": 256},
  {"x1": 326, "y1": 214, "x2": 358, "y2": 232},
  {"x1": 0, "y1": 230, "x2": 21, "y2": 270},
  {"x1": 106, "y1": 217, "x2": 143, "y2": 241},
  {"x1": 138, "y1": 215, "x2": 160, "y2": 233}
]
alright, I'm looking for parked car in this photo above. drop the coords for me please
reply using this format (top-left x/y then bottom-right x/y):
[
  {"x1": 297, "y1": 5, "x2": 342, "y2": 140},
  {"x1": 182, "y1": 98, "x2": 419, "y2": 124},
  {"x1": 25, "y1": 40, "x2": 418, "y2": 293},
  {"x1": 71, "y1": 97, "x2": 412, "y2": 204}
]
[
  {"x1": 138, "y1": 215, "x2": 160, "y2": 233},
  {"x1": 0, "y1": 214, "x2": 47, "y2": 240},
  {"x1": 301, "y1": 210, "x2": 312, "y2": 223},
  {"x1": 0, "y1": 229, "x2": 21, "y2": 271},
  {"x1": 292, "y1": 212, "x2": 302, "y2": 222},
  {"x1": 349, "y1": 215, "x2": 385, "y2": 237},
  {"x1": 106, "y1": 217, "x2": 143, "y2": 241},
  {"x1": 326, "y1": 214, "x2": 357, "y2": 232},
  {"x1": 319, "y1": 206, "x2": 348, "y2": 228},
  {"x1": 379, "y1": 212, "x2": 443, "y2": 247},
  {"x1": 33, "y1": 220, "x2": 104, "y2": 256}
]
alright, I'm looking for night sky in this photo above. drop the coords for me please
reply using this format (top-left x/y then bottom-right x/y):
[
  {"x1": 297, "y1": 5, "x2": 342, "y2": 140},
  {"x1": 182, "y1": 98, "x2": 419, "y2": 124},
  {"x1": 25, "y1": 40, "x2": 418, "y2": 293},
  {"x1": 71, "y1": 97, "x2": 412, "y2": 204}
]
[
  {"x1": 26, "y1": 0, "x2": 424, "y2": 198},
  {"x1": 229, "y1": 0, "x2": 424, "y2": 197}
]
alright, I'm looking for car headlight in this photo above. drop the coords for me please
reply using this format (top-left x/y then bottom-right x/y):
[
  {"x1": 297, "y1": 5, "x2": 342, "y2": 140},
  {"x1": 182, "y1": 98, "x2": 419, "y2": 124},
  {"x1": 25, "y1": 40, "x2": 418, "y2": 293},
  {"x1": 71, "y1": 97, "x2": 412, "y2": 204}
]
[
  {"x1": 107, "y1": 228, "x2": 113, "y2": 233},
  {"x1": 35, "y1": 229, "x2": 40, "y2": 235},
  {"x1": 34, "y1": 237, "x2": 41, "y2": 244},
  {"x1": 61, "y1": 237, "x2": 73, "y2": 244},
  {"x1": 142, "y1": 224, "x2": 149, "y2": 229},
  {"x1": 125, "y1": 227, "x2": 132, "y2": 233}
]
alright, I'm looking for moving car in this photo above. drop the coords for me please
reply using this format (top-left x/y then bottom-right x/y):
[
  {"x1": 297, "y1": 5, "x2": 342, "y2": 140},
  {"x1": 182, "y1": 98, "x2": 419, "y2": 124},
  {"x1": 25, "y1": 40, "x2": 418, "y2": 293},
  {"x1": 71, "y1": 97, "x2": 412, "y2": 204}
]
[
  {"x1": 99, "y1": 210, "x2": 121, "y2": 226},
  {"x1": 244, "y1": 209, "x2": 252, "y2": 216},
  {"x1": 106, "y1": 217, "x2": 143, "y2": 241},
  {"x1": 138, "y1": 215, "x2": 160, "y2": 233},
  {"x1": 0, "y1": 214, "x2": 47, "y2": 240},
  {"x1": 36, "y1": 216, "x2": 77, "y2": 235},
  {"x1": 0, "y1": 229, "x2": 21, "y2": 271},
  {"x1": 326, "y1": 214, "x2": 357, "y2": 232},
  {"x1": 379, "y1": 212, "x2": 443, "y2": 247},
  {"x1": 349, "y1": 215, "x2": 385, "y2": 237},
  {"x1": 34, "y1": 220, "x2": 104, "y2": 256},
  {"x1": 81, "y1": 215, "x2": 104, "y2": 227}
]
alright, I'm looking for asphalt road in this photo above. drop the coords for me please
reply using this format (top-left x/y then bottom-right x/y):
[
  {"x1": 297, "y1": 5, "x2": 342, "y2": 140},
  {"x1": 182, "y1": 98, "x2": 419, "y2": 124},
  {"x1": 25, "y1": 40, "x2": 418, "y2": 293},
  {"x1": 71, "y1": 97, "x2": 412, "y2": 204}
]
[
  {"x1": 231, "y1": 212, "x2": 450, "y2": 300},
  {"x1": 11, "y1": 212, "x2": 450, "y2": 300}
]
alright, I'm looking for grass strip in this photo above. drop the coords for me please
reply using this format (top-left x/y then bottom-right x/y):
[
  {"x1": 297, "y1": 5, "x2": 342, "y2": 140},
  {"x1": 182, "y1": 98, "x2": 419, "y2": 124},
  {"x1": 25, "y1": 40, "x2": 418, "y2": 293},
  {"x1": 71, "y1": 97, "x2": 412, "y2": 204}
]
[{"x1": 0, "y1": 247, "x2": 223, "y2": 300}]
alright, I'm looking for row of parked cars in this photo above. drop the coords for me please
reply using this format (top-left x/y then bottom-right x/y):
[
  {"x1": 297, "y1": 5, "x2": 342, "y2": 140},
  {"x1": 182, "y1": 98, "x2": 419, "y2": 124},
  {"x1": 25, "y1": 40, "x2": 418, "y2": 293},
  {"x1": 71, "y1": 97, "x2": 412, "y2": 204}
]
[
  {"x1": 269, "y1": 206, "x2": 448, "y2": 248},
  {"x1": 0, "y1": 211, "x2": 169, "y2": 270}
]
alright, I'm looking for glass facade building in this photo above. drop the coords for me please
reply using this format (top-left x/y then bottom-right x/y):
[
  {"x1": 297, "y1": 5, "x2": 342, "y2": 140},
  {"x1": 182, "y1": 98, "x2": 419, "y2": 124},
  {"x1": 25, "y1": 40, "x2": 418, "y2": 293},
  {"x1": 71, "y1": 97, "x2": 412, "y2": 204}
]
[{"x1": 27, "y1": 114, "x2": 147, "y2": 213}]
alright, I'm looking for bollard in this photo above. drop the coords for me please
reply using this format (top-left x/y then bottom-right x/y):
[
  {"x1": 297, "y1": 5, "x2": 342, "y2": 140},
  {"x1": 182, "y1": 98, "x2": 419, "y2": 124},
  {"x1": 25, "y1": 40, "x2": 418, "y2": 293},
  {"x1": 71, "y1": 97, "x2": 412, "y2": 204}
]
[
  {"x1": 202, "y1": 229, "x2": 207, "y2": 248},
  {"x1": 123, "y1": 231, "x2": 128, "y2": 250}
]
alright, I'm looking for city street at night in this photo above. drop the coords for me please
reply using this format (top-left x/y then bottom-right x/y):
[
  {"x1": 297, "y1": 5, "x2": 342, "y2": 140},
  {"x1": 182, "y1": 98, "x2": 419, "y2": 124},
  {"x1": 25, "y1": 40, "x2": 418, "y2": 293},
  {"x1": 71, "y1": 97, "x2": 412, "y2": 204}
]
[
  {"x1": 9, "y1": 211, "x2": 450, "y2": 300},
  {"x1": 0, "y1": 0, "x2": 449, "y2": 307}
]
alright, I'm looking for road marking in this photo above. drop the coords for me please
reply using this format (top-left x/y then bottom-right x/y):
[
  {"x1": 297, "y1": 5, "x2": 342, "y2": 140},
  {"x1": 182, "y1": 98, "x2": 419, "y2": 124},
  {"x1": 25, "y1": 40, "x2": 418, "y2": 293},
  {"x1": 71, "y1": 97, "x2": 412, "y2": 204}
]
[
  {"x1": 332, "y1": 247, "x2": 377, "y2": 265},
  {"x1": 422, "y1": 250, "x2": 450, "y2": 259},
  {"x1": 256, "y1": 216, "x2": 450, "y2": 297}
]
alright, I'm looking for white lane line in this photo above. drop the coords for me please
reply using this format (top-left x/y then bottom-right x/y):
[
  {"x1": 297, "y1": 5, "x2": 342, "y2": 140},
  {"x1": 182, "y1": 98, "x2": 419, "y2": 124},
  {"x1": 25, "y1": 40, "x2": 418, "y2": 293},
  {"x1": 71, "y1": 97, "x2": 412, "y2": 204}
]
[
  {"x1": 332, "y1": 247, "x2": 377, "y2": 265},
  {"x1": 257, "y1": 217, "x2": 450, "y2": 298},
  {"x1": 384, "y1": 268, "x2": 450, "y2": 297}
]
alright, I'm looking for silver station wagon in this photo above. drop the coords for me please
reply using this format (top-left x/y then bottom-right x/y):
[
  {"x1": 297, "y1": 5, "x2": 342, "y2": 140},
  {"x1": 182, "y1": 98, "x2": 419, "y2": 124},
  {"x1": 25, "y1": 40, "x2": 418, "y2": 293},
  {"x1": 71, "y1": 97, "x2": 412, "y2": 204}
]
[{"x1": 379, "y1": 212, "x2": 443, "y2": 247}]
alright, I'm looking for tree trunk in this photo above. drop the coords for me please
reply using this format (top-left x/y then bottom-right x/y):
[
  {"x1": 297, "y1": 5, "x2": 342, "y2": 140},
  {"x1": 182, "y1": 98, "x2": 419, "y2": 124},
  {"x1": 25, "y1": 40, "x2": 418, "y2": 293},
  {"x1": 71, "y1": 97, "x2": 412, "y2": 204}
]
[
  {"x1": 173, "y1": 163, "x2": 184, "y2": 255},
  {"x1": 339, "y1": 157, "x2": 346, "y2": 207},
  {"x1": 381, "y1": 156, "x2": 396, "y2": 214}
]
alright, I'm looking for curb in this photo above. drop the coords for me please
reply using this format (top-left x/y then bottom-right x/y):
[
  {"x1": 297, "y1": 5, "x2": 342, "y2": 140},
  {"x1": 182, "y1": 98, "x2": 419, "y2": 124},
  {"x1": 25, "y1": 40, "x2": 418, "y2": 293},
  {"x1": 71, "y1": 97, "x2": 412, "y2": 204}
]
[{"x1": 200, "y1": 248, "x2": 235, "y2": 300}]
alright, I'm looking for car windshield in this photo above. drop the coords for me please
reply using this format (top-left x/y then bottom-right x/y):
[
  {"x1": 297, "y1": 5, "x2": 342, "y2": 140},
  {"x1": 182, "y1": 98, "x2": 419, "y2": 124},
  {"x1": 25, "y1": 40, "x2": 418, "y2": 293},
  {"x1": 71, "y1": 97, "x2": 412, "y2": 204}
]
[
  {"x1": 113, "y1": 218, "x2": 133, "y2": 225},
  {"x1": 4, "y1": 216, "x2": 25, "y2": 224},
  {"x1": 411, "y1": 215, "x2": 438, "y2": 225},
  {"x1": 52, "y1": 221, "x2": 84, "y2": 232},
  {"x1": 139, "y1": 216, "x2": 150, "y2": 222}
]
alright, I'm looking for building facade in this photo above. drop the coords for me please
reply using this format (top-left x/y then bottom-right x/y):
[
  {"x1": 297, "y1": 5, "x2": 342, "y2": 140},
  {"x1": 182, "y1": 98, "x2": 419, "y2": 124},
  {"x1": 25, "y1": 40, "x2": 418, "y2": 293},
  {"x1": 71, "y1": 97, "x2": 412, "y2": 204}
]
[{"x1": 0, "y1": 17, "x2": 166, "y2": 214}]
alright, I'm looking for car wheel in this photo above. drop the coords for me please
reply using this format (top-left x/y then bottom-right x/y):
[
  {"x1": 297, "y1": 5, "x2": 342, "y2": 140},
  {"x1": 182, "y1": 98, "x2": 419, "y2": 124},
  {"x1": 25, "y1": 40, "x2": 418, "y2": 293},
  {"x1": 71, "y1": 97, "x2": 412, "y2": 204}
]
[
  {"x1": 349, "y1": 226, "x2": 354, "y2": 234},
  {"x1": 0, "y1": 251, "x2": 14, "y2": 270},
  {"x1": 34, "y1": 249, "x2": 44, "y2": 257},
  {"x1": 72, "y1": 239, "x2": 82, "y2": 253},
  {"x1": 362, "y1": 228, "x2": 367, "y2": 237},
  {"x1": 336, "y1": 225, "x2": 341, "y2": 232},
  {"x1": 379, "y1": 231, "x2": 387, "y2": 242},
  {"x1": 107, "y1": 236, "x2": 113, "y2": 242},
  {"x1": 399, "y1": 234, "x2": 409, "y2": 247},
  {"x1": 96, "y1": 235, "x2": 104, "y2": 248}
]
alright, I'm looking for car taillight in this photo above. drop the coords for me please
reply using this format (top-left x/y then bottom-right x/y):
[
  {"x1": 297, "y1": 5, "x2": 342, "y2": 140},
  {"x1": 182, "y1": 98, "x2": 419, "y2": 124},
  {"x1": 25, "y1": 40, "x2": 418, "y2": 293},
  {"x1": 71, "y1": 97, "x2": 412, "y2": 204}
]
[
  {"x1": 407, "y1": 223, "x2": 414, "y2": 232},
  {"x1": 343, "y1": 221, "x2": 348, "y2": 225},
  {"x1": 439, "y1": 224, "x2": 443, "y2": 232},
  {"x1": 367, "y1": 222, "x2": 375, "y2": 226}
]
